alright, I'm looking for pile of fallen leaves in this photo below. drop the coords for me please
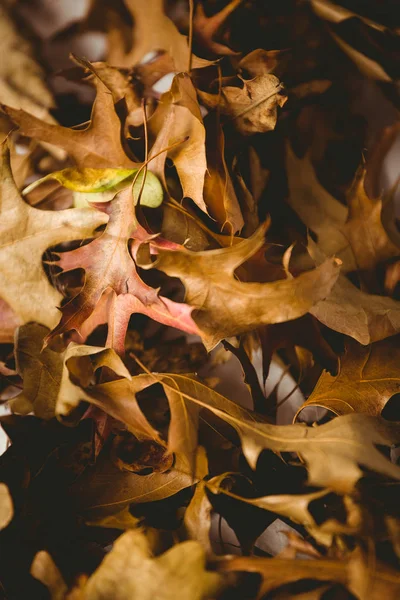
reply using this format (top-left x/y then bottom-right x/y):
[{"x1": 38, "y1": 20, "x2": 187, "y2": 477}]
[{"x1": 0, "y1": 0, "x2": 400, "y2": 598}]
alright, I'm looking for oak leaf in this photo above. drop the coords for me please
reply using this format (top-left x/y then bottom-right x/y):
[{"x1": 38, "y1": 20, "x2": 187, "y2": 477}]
[
  {"x1": 143, "y1": 224, "x2": 341, "y2": 349},
  {"x1": 88, "y1": 367, "x2": 400, "y2": 492},
  {"x1": 286, "y1": 144, "x2": 400, "y2": 273},
  {"x1": 296, "y1": 336, "x2": 400, "y2": 418},
  {"x1": 0, "y1": 142, "x2": 108, "y2": 331},
  {"x1": 3, "y1": 73, "x2": 136, "y2": 169},
  {"x1": 48, "y1": 186, "x2": 200, "y2": 354},
  {"x1": 32, "y1": 529, "x2": 222, "y2": 600}
]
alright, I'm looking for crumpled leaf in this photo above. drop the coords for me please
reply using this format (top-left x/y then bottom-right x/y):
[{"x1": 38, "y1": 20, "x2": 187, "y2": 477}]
[
  {"x1": 0, "y1": 141, "x2": 108, "y2": 331},
  {"x1": 32, "y1": 529, "x2": 222, "y2": 600},
  {"x1": 199, "y1": 74, "x2": 287, "y2": 135},
  {"x1": 48, "y1": 186, "x2": 200, "y2": 354},
  {"x1": 3, "y1": 73, "x2": 136, "y2": 169},
  {"x1": 143, "y1": 224, "x2": 341, "y2": 349},
  {"x1": 0, "y1": 483, "x2": 13, "y2": 530},
  {"x1": 296, "y1": 335, "x2": 400, "y2": 418}
]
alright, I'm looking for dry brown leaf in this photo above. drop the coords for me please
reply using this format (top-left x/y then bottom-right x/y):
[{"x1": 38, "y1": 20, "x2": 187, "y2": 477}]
[
  {"x1": 286, "y1": 144, "x2": 400, "y2": 273},
  {"x1": 199, "y1": 74, "x2": 287, "y2": 135},
  {"x1": 296, "y1": 336, "x2": 400, "y2": 418},
  {"x1": 91, "y1": 367, "x2": 400, "y2": 492},
  {"x1": 143, "y1": 224, "x2": 341, "y2": 349},
  {"x1": 311, "y1": 272, "x2": 400, "y2": 344},
  {"x1": 3, "y1": 73, "x2": 136, "y2": 169},
  {"x1": 84, "y1": 529, "x2": 221, "y2": 599},
  {"x1": 48, "y1": 186, "x2": 199, "y2": 353},
  {"x1": 0, "y1": 141, "x2": 108, "y2": 331}
]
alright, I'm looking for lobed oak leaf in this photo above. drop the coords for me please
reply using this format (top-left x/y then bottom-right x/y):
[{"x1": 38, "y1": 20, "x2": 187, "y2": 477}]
[
  {"x1": 286, "y1": 144, "x2": 400, "y2": 273},
  {"x1": 296, "y1": 335, "x2": 400, "y2": 419},
  {"x1": 32, "y1": 529, "x2": 222, "y2": 600},
  {"x1": 0, "y1": 141, "x2": 108, "y2": 331},
  {"x1": 2, "y1": 74, "x2": 136, "y2": 169},
  {"x1": 48, "y1": 186, "x2": 200, "y2": 354},
  {"x1": 98, "y1": 368, "x2": 400, "y2": 492},
  {"x1": 142, "y1": 224, "x2": 341, "y2": 350},
  {"x1": 199, "y1": 74, "x2": 287, "y2": 136}
]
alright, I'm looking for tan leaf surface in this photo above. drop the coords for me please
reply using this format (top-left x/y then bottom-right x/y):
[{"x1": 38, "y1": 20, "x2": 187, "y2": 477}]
[
  {"x1": 311, "y1": 273, "x2": 400, "y2": 344},
  {"x1": 296, "y1": 336, "x2": 400, "y2": 418},
  {"x1": 0, "y1": 141, "x2": 108, "y2": 330}
]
